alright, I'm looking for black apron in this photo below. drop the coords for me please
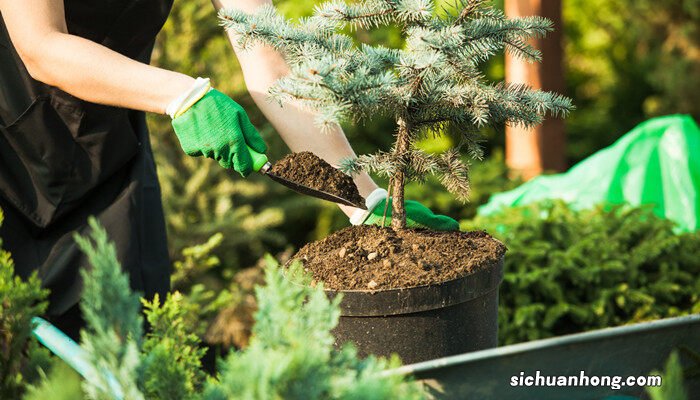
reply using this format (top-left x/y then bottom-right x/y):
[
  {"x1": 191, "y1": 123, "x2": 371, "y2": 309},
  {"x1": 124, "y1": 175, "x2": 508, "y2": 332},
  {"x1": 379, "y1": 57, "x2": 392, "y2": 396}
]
[{"x1": 0, "y1": 0, "x2": 173, "y2": 317}]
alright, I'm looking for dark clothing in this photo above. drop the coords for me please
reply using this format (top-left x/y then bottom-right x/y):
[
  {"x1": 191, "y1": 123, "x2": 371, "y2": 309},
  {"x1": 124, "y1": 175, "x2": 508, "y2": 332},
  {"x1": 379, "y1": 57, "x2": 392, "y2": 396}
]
[{"x1": 0, "y1": 0, "x2": 174, "y2": 316}]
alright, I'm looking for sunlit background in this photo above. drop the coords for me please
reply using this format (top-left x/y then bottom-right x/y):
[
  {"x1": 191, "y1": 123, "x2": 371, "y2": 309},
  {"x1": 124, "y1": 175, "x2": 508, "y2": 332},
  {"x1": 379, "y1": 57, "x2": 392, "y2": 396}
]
[{"x1": 145, "y1": 0, "x2": 700, "y2": 348}]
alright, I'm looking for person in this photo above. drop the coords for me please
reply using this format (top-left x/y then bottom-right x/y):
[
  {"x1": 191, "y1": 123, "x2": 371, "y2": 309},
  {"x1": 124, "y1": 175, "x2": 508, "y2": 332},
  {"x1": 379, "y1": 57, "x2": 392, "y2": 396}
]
[{"x1": 0, "y1": 0, "x2": 458, "y2": 338}]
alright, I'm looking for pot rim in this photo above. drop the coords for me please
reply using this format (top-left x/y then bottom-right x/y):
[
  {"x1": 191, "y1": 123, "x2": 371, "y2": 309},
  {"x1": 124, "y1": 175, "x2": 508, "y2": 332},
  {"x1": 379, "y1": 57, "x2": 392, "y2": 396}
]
[{"x1": 326, "y1": 255, "x2": 504, "y2": 317}]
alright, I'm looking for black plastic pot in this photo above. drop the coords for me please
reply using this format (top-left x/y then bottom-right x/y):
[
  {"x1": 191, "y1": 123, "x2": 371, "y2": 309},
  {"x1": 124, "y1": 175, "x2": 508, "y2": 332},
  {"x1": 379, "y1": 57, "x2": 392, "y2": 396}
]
[{"x1": 327, "y1": 256, "x2": 504, "y2": 364}]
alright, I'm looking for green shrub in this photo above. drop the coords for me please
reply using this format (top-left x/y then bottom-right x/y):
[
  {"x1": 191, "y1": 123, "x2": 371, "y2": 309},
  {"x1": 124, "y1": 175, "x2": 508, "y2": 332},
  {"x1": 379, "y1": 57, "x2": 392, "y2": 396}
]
[
  {"x1": 647, "y1": 351, "x2": 689, "y2": 400},
  {"x1": 139, "y1": 293, "x2": 207, "y2": 400},
  {"x1": 23, "y1": 362, "x2": 84, "y2": 400},
  {"x1": 74, "y1": 220, "x2": 145, "y2": 400},
  {"x1": 203, "y1": 258, "x2": 424, "y2": 400},
  {"x1": 34, "y1": 220, "x2": 424, "y2": 399},
  {"x1": 465, "y1": 201, "x2": 700, "y2": 345},
  {"x1": 170, "y1": 233, "x2": 236, "y2": 341},
  {"x1": 0, "y1": 209, "x2": 49, "y2": 399}
]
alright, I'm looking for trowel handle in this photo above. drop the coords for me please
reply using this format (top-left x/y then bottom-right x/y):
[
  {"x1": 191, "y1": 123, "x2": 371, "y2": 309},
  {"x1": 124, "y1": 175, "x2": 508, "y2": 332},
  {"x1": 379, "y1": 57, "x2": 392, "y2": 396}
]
[
  {"x1": 31, "y1": 317, "x2": 92, "y2": 379},
  {"x1": 31, "y1": 317, "x2": 124, "y2": 399},
  {"x1": 247, "y1": 146, "x2": 269, "y2": 173}
]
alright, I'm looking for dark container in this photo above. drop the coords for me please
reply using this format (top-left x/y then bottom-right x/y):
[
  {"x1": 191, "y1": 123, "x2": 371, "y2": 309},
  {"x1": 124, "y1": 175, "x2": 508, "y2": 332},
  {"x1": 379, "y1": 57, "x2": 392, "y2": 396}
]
[{"x1": 328, "y1": 256, "x2": 504, "y2": 365}]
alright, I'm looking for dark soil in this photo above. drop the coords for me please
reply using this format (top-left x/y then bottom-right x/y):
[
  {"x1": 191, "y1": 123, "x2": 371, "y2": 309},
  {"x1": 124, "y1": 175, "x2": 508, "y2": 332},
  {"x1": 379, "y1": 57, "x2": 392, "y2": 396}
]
[
  {"x1": 269, "y1": 151, "x2": 364, "y2": 207},
  {"x1": 292, "y1": 225, "x2": 506, "y2": 291}
]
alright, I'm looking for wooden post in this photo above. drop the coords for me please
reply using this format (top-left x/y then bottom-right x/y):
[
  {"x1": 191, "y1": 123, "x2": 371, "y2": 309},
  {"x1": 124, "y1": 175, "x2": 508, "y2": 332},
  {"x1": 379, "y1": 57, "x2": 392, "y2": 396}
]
[{"x1": 505, "y1": 0, "x2": 566, "y2": 180}]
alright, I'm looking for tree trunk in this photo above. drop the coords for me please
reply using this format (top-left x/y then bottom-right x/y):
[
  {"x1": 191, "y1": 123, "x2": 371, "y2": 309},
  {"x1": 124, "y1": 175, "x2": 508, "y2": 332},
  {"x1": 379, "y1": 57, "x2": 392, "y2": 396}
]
[
  {"x1": 505, "y1": 0, "x2": 566, "y2": 180},
  {"x1": 391, "y1": 117, "x2": 411, "y2": 230}
]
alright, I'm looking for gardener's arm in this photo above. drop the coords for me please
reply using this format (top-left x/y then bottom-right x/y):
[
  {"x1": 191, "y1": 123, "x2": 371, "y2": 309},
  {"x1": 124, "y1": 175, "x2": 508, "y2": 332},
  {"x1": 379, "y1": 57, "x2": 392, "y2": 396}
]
[
  {"x1": 1, "y1": 0, "x2": 267, "y2": 176},
  {"x1": 0, "y1": 0, "x2": 194, "y2": 113},
  {"x1": 211, "y1": 0, "x2": 380, "y2": 217}
]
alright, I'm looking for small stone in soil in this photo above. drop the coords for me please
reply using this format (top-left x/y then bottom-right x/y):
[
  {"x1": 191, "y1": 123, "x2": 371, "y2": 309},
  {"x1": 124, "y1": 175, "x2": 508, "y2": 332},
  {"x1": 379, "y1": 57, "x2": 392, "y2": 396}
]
[
  {"x1": 367, "y1": 252, "x2": 378, "y2": 260},
  {"x1": 367, "y1": 280, "x2": 378, "y2": 289},
  {"x1": 338, "y1": 248, "x2": 346, "y2": 258}
]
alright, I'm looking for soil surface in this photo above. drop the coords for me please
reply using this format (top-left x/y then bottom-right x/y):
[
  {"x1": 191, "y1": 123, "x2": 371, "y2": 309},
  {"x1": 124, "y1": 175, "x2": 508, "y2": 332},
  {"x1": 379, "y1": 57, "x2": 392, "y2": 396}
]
[
  {"x1": 269, "y1": 151, "x2": 364, "y2": 207},
  {"x1": 292, "y1": 225, "x2": 506, "y2": 291}
]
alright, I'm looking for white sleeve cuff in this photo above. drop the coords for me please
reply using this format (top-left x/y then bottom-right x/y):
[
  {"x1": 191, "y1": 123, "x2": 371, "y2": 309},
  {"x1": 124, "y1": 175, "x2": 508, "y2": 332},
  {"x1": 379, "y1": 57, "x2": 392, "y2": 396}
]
[
  {"x1": 349, "y1": 188, "x2": 388, "y2": 225},
  {"x1": 166, "y1": 77, "x2": 212, "y2": 119}
]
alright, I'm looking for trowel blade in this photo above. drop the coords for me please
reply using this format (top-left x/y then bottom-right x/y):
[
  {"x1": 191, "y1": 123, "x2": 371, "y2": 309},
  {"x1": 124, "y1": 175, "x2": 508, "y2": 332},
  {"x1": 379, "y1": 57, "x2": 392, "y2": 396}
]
[{"x1": 264, "y1": 171, "x2": 367, "y2": 210}]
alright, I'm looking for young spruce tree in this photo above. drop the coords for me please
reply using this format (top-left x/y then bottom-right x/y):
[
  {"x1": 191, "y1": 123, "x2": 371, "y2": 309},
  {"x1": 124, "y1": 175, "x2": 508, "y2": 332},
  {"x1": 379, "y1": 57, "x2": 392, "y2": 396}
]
[{"x1": 220, "y1": 0, "x2": 572, "y2": 229}]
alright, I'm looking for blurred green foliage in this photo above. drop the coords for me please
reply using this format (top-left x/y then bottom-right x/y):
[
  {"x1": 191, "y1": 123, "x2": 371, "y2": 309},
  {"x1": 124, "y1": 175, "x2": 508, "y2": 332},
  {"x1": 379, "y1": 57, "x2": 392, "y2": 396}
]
[
  {"x1": 139, "y1": 292, "x2": 208, "y2": 400},
  {"x1": 647, "y1": 351, "x2": 689, "y2": 400},
  {"x1": 24, "y1": 223, "x2": 424, "y2": 399},
  {"x1": 204, "y1": 258, "x2": 425, "y2": 400},
  {"x1": 465, "y1": 201, "x2": 700, "y2": 345},
  {"x1": 563, "y1": 0, "x2": 700, "y2": 161},
  {"x1": 2, "y1": 1, "x2": 698, "y2": 395},
  {"x1": 149, "y1": 0, "x2": 320, "y2": 272},
  {"x1": 147, "y1": 1, "x2": 700, "y2": 312},
  {"x1": 23, "y1": 362, "x2": 83, "y2": 400},
  {"x1": 148, "y1": 0, "x2": 515, "y2": 271},
  {"x1": 0, "y1": 210, "x2": 50, "y2": 399}
]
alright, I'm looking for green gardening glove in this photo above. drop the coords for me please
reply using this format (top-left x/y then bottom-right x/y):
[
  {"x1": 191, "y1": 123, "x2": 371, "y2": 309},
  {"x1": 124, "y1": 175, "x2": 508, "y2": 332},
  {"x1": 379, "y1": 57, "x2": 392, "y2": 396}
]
[
  {"x1": 352, "y1": 189, "x2": 460, "y2": 231},
  {"x1": 171, "y1": 88, "x2": 267, "y2": 177}
]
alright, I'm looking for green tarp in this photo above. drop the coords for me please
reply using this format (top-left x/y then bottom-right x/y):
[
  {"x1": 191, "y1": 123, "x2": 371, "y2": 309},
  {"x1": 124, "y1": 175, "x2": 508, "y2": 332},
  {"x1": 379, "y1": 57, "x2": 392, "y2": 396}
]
[{"x1": 479, "y1": 115, "x2": 700, "y2": 232}]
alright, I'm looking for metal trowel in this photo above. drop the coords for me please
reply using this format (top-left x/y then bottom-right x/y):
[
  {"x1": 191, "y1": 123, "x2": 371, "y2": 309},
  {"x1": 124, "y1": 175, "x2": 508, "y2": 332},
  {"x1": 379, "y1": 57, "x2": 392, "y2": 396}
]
[{"x1": 247, "y1": 146, "x2": 367, "y2": 210}]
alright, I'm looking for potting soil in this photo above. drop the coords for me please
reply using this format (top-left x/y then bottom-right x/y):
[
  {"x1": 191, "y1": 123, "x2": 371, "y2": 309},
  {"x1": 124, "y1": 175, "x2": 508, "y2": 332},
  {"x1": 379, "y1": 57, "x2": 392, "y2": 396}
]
[
  {"x1": 269, "y1": 151, "x2": 365, "y2": 207},
  {"x1": 293, "y1": 225, "x2": 506, "y2": 291}
]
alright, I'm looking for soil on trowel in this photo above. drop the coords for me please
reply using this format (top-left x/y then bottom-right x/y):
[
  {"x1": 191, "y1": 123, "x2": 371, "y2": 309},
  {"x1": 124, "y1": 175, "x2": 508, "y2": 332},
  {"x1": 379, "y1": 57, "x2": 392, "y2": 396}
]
[
  {"x1": 292, "y1": 225, "x2": 506, "y2": 291},
  {"x1": 269, "y1": 151, "x2": 365, "y2": 207}
]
